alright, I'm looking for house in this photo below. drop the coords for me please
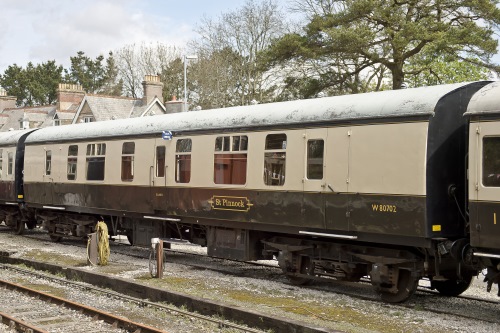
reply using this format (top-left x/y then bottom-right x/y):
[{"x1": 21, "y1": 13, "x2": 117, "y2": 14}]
[
  {"x1": 0, "y1": 75, "x2": 172, "y2": 131},
  {"x1": 0, "y1": 88, "x2": 16, "y2": 112},
  {"x1": 0, "y1": 83, "x2": 84, "y2": 131},
  {"x1": 72, "y1": 75, "x2": 166, "y2": 123}
]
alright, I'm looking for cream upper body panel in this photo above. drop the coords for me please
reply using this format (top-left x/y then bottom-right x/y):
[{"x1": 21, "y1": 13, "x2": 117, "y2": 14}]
[
  {"x1": 348, "y1": 122, "x2": 428, "y2": 196},
  {"x1": 468, "y1": 120, "x2": 500, "y2": 202},
  {"x1": 466, "y1": 81, "x2": 500, "y2": 202}
]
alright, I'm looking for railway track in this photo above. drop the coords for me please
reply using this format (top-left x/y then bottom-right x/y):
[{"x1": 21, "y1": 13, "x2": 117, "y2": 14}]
[
  {"x1": 0, "y1": 264, "x2": 270, "y2": 333},
  {"x1": 0, "y1": 278, "x2": 165, "y2": 333},
  {"x1": 113, "y1": 242, "x2": 500, "y2": 325},
  {"x1": 5, "y1": 228, "x2": 500, "y2": 331},
  {"x1": 15, "y1": 228, "x2": 500, "y2": 308}
]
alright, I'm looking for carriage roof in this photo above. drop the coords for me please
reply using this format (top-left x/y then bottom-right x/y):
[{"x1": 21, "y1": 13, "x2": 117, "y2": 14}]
[
  {"x1": 465, "y1": 81, "x2": 500, "y2": 117},
  {"x1": 24, "y1": 82, "x2": 477, "y2": 144}
]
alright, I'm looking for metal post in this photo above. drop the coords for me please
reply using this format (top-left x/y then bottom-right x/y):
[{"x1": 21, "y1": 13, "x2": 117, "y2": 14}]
[
  {"x1": 156, "y1": 240, "x2": 164, "y2": 278},
  {"x1": 183, "y1": 55, "x2": 198, "y2": 112},
  {"x1": 183, "y1": 56, "x2": 187, "y2": 112}
]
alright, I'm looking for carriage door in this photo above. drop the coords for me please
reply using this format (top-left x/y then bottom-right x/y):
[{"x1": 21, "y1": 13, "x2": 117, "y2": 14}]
[
  {"x1": 303, "y1": 129, "x2": 328, "y2": 229},
  {"x1": 151, "y1": 138, "x2": 168, "y2": 211},
  {"x1": 471, "y1": 121, "x2": 500, "y2": 249},
  {"x1": 43, "y1": 148, "x2": 54, "y2": 204},
  {"x1": 324, "y1": 127, "x2": 350, "y2": 231}
]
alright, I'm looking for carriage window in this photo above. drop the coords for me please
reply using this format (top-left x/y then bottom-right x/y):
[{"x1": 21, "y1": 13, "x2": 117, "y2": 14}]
[
  {"x1": 483, "y1": 137, "x2": 500, "y2": 187},
  {"x1": 121, "y1": 142, "x2": 135, "y2": 181},
  {"x1": 264, "y1": 134, "x2": 286, "y2": 186},
  {"x1": 0, "y1": 149, "x2": 3, "y2": 179},
  {"x1": 45, "y1": 150, "x2": 52, "y2": 175},
  {"x1": 307, "y1": 139, "x2": 324, "y2": 179},
  {"x1": 176, "y1": 139, "x2": 192, "y2": 183},
  {"x1": 67, "y1": 145, "x2": 78, "y2": 180},
  {"x1": 214, "y1": 135, "x2": 248, "y2": 185},
  {"x1": 156, "y1": 146, "x2": 166, "y2": 177},
  {"x1": 7, "y1": 152, "x2": 13, "y2": 175},
  {"x1": 86, "y1": 143, "x2": 106, "y2": 181}
]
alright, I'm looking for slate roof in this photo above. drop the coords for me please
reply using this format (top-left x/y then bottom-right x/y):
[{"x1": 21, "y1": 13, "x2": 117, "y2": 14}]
[
  {"x1": 74, "y1": 95, "x2": 165, "y2": 122},
  {"x1": 0, "y1": 106, "x2": 56, "y2": 131}
]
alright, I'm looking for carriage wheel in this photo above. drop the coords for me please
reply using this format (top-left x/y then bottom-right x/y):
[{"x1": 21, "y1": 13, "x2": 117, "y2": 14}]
[
  {"x1": 379, "y1": 269, "x2": 419, "y2": 303},
  {"x1": 432, "y1": 272, "x2": 475, "y2": 296},
  {"x1": 14, "y1": 220, "x2": 25, "y2": 235},
  {"x1": 49, "y1": 234, "x2": 62, "y2": 242},
  {"x1": 280, "y1": 254, "x2": 315, "y2": 286},
  {"x1": 26, "y1": 220, "x2": 37, "y2": 230}
]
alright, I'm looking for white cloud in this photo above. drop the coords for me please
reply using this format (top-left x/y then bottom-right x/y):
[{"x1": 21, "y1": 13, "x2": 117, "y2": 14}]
[{"x1": 0, "y1": 0, "x2": 196, "y2": 71}]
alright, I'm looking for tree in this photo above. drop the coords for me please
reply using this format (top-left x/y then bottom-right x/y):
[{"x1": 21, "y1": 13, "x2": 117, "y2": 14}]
[
  {"x1": 65, "y1": 51, "x2": 121, "y2": 95},
  {"x1": 191, "y1": 0, "x2": 287, "y2": 108},
  {"x1": 115, "y1": 43, "x2": 181, "y2": 98},
  {"x1": 160, "y1": 57, "x2": 184, "y2": 102},
  {"x1": 0, "y1": 61, "x2": 63, "y2": 106},
  {"x1": 405, "y1": 53, "x2": 491, "y2": 87},
  {"x1": 266, "y1": 0, "x2": 500, "y2": 92},
  {"x1": 189, "y1": 48, "x2": 245, "y2": 109}
]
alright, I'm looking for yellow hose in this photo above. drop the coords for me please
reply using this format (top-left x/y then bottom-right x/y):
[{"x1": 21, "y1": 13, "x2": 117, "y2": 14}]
[{"x1": 96, "y1": 221, "x2": 110, "y2": 266}]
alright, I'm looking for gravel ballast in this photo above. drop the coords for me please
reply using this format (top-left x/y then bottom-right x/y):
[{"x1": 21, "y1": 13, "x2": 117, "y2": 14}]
[{"x1": 0, "y1": 226, "x2": 499, "y2": 333}]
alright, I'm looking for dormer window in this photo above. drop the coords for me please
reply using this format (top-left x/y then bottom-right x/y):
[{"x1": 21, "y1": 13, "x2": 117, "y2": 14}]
[
  {"x1": 84, "y1": 116, "x2": 94, "y2": 123},
  {"x1": 53, "y1": 114, "x2": 61, "y2": 126},
  {"x1": 19, "y1": 114, "x2": 29, "y2": 130}
]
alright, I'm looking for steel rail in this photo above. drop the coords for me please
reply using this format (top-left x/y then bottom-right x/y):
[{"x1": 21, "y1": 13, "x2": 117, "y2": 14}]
[
  {"x1": 0, "y1": 278, "x2": 169, "y2": 333},
  {"x1": 0, "y1": 310, "x2": 49, "y2": 333},
  {"x1": 0, "y1": 264, "x2": 266, "y2": 333}
]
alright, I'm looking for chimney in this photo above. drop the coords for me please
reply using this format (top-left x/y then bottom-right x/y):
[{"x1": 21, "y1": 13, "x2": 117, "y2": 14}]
[
  {"x1": 57, "y1": 83, "x2": 85, "y2": 111},
  {"x1": 164, "y1": 95, "x2": 183, "y2": 114},
  {"x1": 142, "y1": 75, "x2": 164, "y2": 105},
  {"x1": 0, "y1": 88, "x2": 17, "y2": 111}
]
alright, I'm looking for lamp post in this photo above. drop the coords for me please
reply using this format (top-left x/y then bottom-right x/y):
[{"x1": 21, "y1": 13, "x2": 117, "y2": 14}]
[{"x1": 183, "y1": 55, "x2": 198, "y2": 112}]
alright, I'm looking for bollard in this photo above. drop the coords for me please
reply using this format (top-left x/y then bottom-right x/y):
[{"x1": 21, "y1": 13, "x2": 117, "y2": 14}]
[
  {"x1": 149, "y1": 238, "x2": 165, "y2": 278},
  {"x1": 156, "y1": 240, "x2": 164, "y2": 278}
]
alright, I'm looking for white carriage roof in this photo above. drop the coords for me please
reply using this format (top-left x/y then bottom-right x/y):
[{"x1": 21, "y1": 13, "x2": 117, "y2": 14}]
[
  {"x1": 0, "y1": 128, "x2": 37, "y2": 146},
  {"x1": 25, "y1": 82, "x2": 475, "y2": 144},
  {"x1": 465, "y1": 81, "x2": 500, "y2": 116}
]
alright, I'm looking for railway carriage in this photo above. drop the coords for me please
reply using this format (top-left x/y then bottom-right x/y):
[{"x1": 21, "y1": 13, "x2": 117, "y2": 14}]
[
  {"x1": 465, "y1": 81, "x2": 500, "y2": 293},
  {"x1": 4, "y1": 80, "x2": 498, "y2": 302},
  {"x1": 0, "y1": 129, "x2": 36, "y2": 233}
]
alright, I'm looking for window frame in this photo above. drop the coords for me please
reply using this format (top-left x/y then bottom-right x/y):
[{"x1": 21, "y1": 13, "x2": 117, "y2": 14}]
[
  {"x1": 0, "y1": 149, "x2": 3, "y2": 179},
  {"x1": 45, "y1": 150, "x2": 52, "y2": 176},
  {"x1": 7, "y1": 152, "x2": 13, "y2": 175},
  {"x1": 67, "y1": 145, "x2": 78, "y2": 180},
  {"x1": 175, "y1": 139, "x2": 192, "y2": 183},
  {"x1": 306, "y1": 139, "x2": 325, "y2": 180},
  {"x1": 121, "y1": 142, "x2": 135, "y2": 182},
  {"x1": 482, "y1": 136, "x2": 500, "y2": 187},
  {"x1": 86, "y1": 143, "x2": 106, "y2": 181},
  {"x1": 156, "y1": 146, "x2": 166, "y2": 178},
  {"x1": 264, "y1": 133, "x2": 287, "y2": 186},
  {"x1": 213, "y1": 135, "x2": 248, "y2": 185}
]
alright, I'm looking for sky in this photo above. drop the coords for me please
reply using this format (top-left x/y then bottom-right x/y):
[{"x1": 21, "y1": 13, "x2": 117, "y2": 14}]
[
  {"x1": 1, "y1": 0, "x2": 499, "y2": 75},
  {"x1": 0, "y1": 0, "x2": 278, "y2": 72}
]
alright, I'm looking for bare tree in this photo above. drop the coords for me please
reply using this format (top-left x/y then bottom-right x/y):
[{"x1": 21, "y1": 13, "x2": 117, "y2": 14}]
[
  {"x1": 115, "y1": 43, "x2": 182, "y2": 98},
  {"x1": 190, "y1": 0, "x2": 287, "y2": 108}
]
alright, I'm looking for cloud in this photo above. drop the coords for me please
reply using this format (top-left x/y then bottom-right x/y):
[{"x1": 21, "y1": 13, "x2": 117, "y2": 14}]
[{"x1": 0, "y1": 0, "x2": 196, "y2": 71}]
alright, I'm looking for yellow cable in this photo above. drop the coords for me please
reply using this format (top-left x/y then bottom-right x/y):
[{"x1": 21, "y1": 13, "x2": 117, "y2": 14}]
[{"x1": 96, "y1": 221, "x2": 110, "y2": 266}]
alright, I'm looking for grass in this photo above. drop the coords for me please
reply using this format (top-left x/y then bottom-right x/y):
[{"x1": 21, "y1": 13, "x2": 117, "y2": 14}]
[{"x1": 24, "y1": 249, "x2": 86, "y2": 266}]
